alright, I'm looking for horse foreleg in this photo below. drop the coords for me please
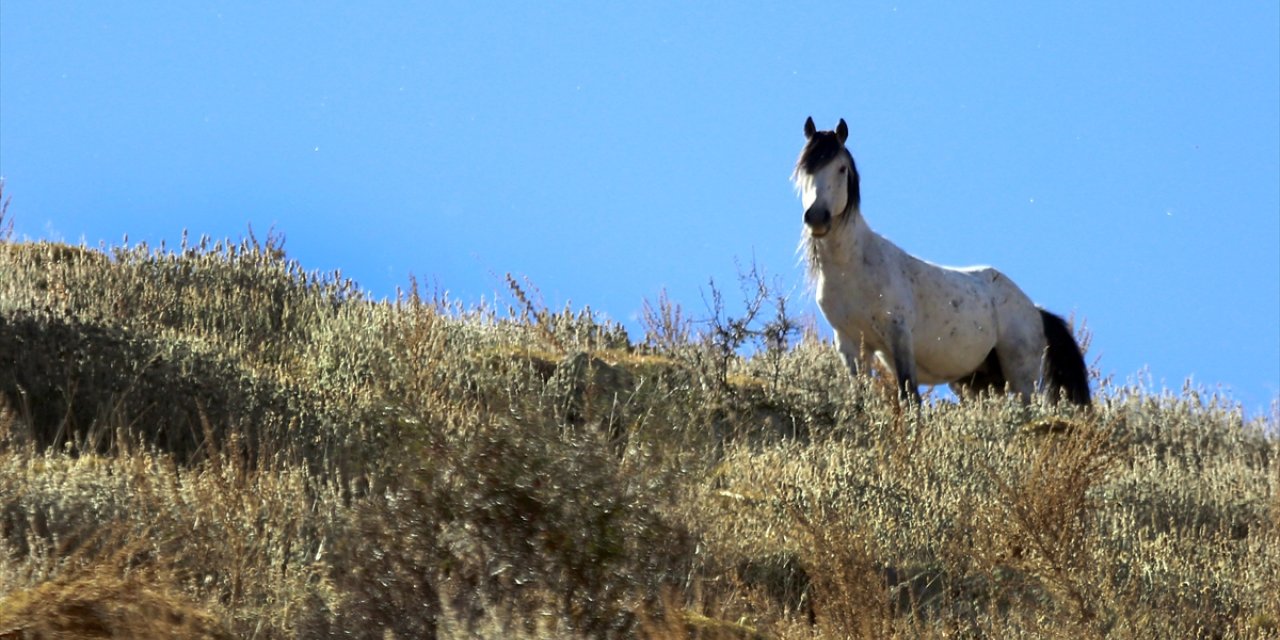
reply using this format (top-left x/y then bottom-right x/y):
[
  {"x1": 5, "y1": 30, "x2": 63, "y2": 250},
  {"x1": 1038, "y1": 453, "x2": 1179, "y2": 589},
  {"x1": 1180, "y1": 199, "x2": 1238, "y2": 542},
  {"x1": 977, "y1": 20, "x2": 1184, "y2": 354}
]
[
  {"x1": 886, "y1": 324, "x2": 921, "y2": 404},
  {"x1": 892, "y1": 352, "x2": 921, "y2": 404},
  {"x1": 835, "y1": 331, "x2": 862, "y2": 377}
]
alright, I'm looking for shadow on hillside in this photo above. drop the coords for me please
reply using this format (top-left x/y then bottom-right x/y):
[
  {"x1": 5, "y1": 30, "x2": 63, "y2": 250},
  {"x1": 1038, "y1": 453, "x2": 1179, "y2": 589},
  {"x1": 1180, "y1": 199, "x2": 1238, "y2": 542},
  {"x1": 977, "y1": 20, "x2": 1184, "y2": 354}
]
[{"x1": 0, "y1": 310, "x2": 308, "y2": 463}]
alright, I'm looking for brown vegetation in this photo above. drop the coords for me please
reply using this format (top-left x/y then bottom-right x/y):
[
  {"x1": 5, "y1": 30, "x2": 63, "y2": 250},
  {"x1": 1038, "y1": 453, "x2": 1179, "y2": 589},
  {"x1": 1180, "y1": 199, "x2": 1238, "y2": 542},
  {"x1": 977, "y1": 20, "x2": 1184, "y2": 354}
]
[{"x1": 0, "y1": 229, "x2": 1275, "y2": 638}]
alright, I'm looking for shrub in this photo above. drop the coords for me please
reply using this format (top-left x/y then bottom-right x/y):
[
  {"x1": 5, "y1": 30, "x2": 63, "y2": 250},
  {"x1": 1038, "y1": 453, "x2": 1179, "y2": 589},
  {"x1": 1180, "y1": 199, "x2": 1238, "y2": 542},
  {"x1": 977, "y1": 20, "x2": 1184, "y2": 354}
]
[{"x1": 0, "y1": 235, "x2": 1274, "y2": 639}]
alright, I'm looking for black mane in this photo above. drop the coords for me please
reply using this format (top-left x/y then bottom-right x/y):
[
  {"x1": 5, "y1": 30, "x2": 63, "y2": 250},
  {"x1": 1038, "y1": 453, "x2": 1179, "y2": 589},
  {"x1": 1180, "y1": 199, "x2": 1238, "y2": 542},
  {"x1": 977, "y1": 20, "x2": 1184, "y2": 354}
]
[{"x1": 797, "y1": 130, "x2": 845, "y2": 175}]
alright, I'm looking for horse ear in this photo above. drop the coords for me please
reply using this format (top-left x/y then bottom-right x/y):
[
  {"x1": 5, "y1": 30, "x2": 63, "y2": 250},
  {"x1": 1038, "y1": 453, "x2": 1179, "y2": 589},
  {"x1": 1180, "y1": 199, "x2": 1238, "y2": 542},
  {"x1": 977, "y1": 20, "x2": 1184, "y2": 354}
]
[
  {"x1": 804, "y1": 116, "x2": 817, "y2": 139},
  {"x1": 836, "y1": 119, "x2": 849, "y2": 144}
]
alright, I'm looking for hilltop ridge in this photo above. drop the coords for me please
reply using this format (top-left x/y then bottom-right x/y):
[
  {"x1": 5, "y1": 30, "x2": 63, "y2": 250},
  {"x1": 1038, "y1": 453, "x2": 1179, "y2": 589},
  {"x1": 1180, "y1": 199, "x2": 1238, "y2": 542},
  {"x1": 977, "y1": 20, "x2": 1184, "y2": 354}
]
[{"x1": 0, "y1": 236, "x2": 1276, "y2": 639}]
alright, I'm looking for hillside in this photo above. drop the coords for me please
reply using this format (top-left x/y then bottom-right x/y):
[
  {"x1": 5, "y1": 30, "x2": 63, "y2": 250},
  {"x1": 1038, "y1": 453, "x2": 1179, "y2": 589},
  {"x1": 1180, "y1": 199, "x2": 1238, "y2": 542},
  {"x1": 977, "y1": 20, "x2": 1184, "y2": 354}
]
[{"x1": 0, "y1": 233, "x2": 1276, "y2": 639}]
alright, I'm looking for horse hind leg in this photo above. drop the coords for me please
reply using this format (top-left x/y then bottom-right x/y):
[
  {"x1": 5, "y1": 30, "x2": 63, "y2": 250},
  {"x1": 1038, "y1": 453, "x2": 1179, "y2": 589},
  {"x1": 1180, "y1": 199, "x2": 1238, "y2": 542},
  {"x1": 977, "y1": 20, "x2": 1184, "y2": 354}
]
[
  {"x1": 950, "y1": 349, "x2": 1005, "y2": 399},
  {"x1": 994, "y1": 342, "x2": 1045, "y2": 402}
]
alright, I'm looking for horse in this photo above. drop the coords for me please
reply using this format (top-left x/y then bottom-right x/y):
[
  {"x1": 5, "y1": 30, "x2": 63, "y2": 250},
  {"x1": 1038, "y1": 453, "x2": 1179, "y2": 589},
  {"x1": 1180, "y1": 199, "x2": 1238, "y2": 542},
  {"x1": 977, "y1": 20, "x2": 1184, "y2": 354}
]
[{"x1": 793, "y1": 116, "x2": 1090, "y2": 406}]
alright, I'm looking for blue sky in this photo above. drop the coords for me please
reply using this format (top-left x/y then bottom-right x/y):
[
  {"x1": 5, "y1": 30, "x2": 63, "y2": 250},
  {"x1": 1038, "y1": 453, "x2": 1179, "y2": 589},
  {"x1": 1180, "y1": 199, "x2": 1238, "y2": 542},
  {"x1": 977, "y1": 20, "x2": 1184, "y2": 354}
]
[{"x1": 2, "y1": 2, "x2": 1277, "y2": 415}]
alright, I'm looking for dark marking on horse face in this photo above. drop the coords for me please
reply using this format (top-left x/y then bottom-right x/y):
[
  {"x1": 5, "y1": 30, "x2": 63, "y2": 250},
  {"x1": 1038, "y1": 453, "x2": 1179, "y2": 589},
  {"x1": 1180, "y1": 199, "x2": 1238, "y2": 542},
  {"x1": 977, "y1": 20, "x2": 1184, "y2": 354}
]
[{"x1": 951, "y1": 298, "x2": 962, "y2": 309}]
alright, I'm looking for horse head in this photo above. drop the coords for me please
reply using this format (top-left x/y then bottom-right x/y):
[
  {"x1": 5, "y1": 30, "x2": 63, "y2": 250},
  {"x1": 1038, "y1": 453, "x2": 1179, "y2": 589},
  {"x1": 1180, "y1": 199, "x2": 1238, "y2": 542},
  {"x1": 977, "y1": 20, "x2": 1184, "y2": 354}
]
[{"x1": 794, "y1": 117, "x2": 860, "y2": 238}]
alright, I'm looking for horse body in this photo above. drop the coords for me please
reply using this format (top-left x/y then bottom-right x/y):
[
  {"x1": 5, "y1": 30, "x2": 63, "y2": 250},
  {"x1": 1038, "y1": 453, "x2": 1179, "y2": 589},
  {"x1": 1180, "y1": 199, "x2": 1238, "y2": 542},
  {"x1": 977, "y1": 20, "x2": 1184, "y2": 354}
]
[
  {"x1": 795, "y1": 116, "x2": 1090, "y2": 405},
  {"x1": 811, "y1": 219, "x2": 1043, "y2": 391}
]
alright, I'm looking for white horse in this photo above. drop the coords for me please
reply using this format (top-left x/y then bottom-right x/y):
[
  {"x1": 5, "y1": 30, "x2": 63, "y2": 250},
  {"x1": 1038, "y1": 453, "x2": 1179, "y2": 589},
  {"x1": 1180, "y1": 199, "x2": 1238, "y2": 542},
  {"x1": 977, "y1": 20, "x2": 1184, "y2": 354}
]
[{"x1": 793, "y1": 117, "x2": 1090, "y2": 405}]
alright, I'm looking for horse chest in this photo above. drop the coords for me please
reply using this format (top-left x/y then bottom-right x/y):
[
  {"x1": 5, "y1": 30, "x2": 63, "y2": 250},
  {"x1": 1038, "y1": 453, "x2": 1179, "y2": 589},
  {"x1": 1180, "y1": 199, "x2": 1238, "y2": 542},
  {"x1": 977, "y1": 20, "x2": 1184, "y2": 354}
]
[{"x1": 815, "y1": 273, "x2": 902, "y2": 347}]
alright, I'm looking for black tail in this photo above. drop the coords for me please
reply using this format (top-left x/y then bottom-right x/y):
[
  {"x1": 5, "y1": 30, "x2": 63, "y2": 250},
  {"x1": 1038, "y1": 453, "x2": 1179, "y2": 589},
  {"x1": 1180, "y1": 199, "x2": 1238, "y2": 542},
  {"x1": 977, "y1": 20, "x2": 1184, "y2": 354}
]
[{"x1": 1039, "y1": 309, "x2": 1091, "y2": 406}]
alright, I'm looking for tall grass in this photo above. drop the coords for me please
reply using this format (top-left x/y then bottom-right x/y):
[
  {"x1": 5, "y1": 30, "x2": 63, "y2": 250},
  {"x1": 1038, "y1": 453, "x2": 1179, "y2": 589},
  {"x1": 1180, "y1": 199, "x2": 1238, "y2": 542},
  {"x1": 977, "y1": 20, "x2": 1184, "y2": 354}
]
[{"x1": 0, "y1": 231, "x2": 1275, "y2": 638}]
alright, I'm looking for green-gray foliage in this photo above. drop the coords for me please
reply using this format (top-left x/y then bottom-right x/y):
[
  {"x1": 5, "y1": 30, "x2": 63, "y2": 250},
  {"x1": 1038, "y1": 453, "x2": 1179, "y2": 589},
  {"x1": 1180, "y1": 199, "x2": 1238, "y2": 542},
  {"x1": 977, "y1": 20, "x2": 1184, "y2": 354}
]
[{"x1": 0, "y1": 235, "x2": 1274, "y2": 639}]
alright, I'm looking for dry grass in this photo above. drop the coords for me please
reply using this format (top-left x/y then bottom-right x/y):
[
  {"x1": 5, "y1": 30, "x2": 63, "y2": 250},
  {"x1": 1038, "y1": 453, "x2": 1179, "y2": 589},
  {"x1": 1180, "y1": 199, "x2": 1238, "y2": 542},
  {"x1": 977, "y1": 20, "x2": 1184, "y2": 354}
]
[{"x1": 0, "y1": 234, "x2": 1275, "y2": 639}]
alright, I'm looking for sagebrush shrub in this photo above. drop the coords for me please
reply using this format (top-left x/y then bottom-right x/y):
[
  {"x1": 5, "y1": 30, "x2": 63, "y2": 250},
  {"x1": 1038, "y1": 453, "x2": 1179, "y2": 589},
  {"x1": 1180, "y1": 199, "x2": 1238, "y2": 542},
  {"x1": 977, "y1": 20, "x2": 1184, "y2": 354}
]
[{"x1": 0, "y1": 236, "x2": 1274, "y2": 639}]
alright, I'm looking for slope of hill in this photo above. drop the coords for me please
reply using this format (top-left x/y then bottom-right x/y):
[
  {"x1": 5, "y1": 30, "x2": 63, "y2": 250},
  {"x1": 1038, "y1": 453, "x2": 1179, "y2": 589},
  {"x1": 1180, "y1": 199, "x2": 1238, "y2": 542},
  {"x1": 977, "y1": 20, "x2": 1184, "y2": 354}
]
[{"x1": 0, "y1": 234, "x2": 1275, "y2": 639}]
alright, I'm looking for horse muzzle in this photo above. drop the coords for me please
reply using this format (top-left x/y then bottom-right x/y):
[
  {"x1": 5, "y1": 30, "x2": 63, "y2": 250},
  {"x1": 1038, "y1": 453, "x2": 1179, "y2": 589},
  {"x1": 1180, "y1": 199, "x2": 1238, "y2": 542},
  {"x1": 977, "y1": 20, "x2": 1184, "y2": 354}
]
[{"x1": 804, "y1": 206, "x2": 832, "y2": 237}]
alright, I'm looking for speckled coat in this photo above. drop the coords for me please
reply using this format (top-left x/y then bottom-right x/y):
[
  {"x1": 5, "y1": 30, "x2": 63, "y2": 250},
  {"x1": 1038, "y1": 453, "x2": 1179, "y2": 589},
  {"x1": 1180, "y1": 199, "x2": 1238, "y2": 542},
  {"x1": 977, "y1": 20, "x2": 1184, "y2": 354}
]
[{"x1": 794, "y1": 116, "x2": 1088, "y2": 404}]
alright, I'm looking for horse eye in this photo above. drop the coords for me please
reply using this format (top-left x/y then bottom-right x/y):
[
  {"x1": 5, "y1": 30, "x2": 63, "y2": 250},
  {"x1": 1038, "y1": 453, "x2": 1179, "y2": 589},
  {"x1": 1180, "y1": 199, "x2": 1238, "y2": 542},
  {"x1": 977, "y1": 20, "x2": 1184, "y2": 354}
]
[{"x1": 838, "y1": 166, "x2": 847, "y2": 174}]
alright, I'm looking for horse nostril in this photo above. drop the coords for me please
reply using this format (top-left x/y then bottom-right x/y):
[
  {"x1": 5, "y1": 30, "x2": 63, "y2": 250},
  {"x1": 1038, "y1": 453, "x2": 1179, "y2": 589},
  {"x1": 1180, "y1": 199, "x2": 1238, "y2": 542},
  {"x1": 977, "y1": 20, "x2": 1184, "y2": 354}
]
[{"x1": 804, "y1": 206, "x2": 830, "y2": 228}]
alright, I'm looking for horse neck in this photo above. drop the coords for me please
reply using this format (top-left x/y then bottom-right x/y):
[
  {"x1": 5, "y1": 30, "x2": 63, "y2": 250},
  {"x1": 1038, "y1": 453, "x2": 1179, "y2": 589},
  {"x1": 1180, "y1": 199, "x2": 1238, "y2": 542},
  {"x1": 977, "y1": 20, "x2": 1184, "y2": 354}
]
[{"x1": 810, "y1": 207, "x2": 875, "y2": 275}]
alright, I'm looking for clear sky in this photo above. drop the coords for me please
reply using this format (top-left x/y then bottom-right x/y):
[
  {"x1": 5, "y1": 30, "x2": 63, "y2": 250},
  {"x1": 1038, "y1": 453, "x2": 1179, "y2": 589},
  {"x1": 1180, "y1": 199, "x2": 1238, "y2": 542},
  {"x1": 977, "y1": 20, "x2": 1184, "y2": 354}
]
[{"x1": 2, "y1": 2, "x2": 1277, "y2": 415}]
